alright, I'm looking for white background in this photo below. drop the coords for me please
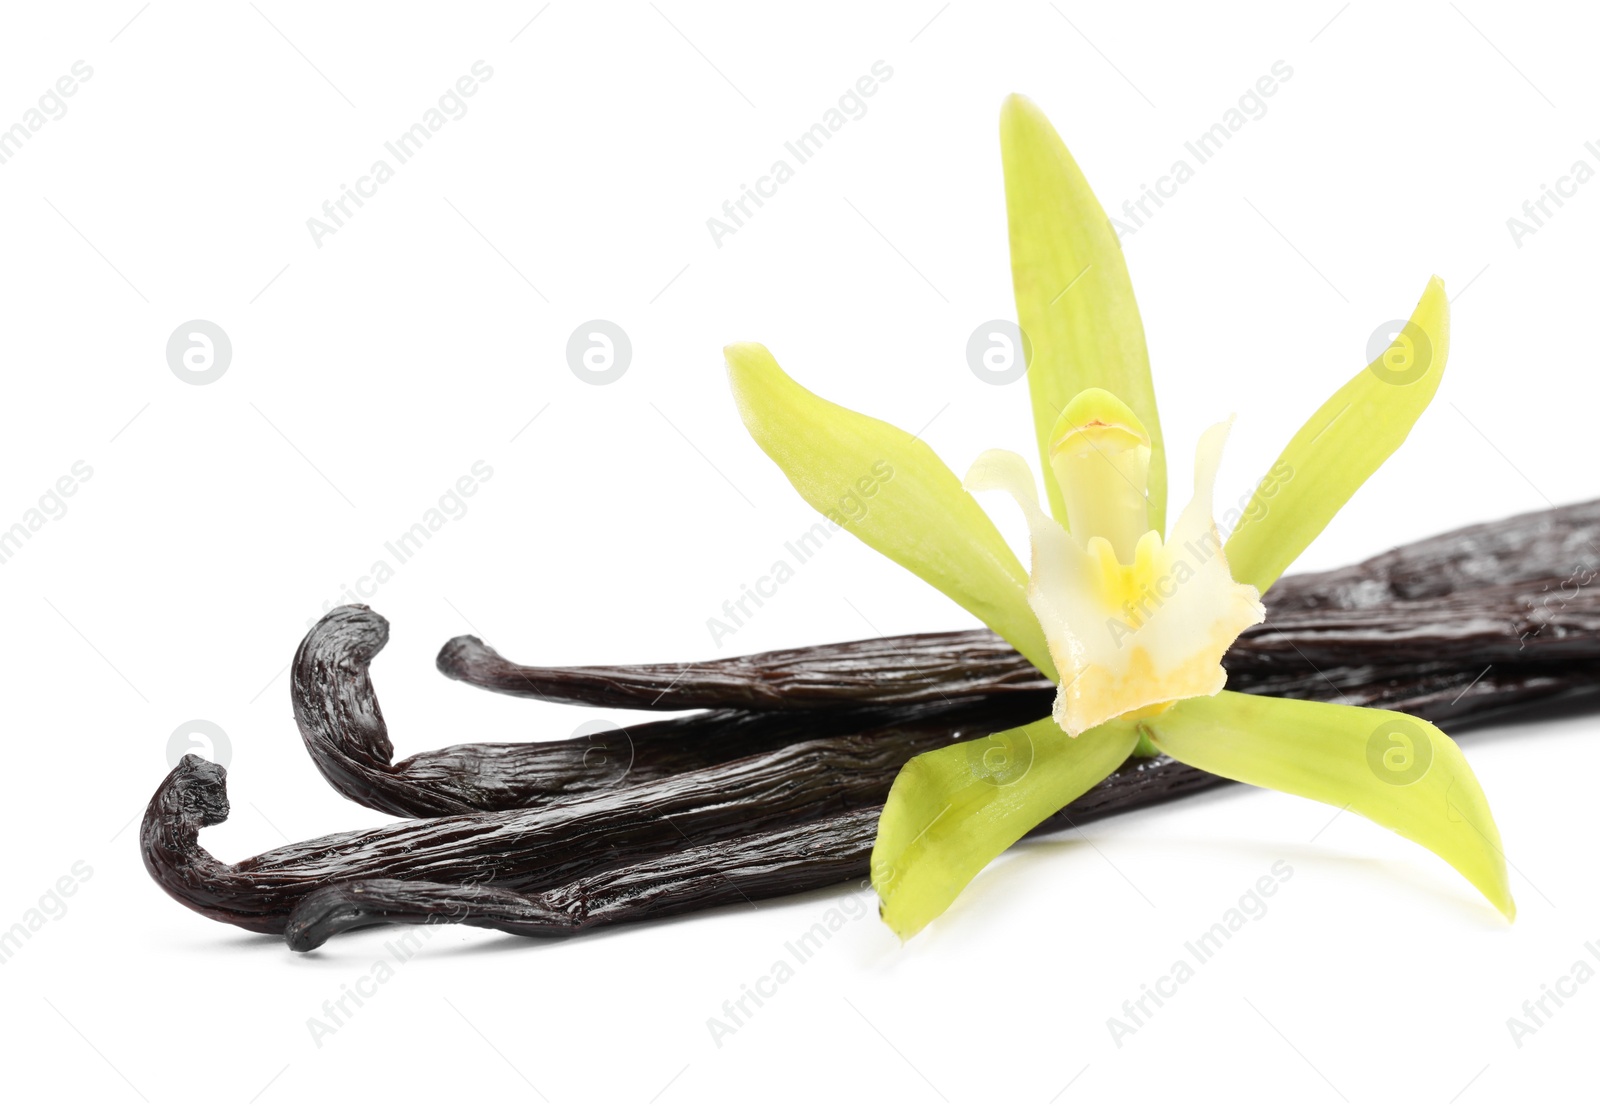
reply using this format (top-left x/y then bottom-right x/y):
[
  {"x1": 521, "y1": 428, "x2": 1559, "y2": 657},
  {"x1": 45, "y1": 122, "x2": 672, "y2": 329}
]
[{"x1": 1, "y1": 1, "x2": 1596, "y2": 1102}]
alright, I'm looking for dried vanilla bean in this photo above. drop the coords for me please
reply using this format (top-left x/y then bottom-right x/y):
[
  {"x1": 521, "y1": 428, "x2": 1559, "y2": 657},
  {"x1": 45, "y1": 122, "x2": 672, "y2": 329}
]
[
  {"x1": 435, "y1": 499, "x2": 1600, "y2": 712},
  {"x1": 305, "y1": 597, "x2": 1600, "y2": 815},
  {"x1": 286, "y1": 733, "x2": 1357, "y2": 949},
  {"x1": 1269, "y1": 497, "x2": 1600, "y2": 610},
  {"x1": 284, "y1": 661, "x2": 1600, "y2": 949},
  {"x1": 148, "y1": 694, "x2": 1045, "y2": 936},
  {"x1": 145, "y1": 499, "x2": 1600, "y2": 948},
  {"x1": 294, "y1": 604, "x2": 944, "y2": 817},
  {"x1": 156, "y1": 654, "x2": 1600, "y2": 944},
  {"x1": 284, "y1": 814, "x2": 880, "y2": 951},
  {"x1": 1237, "y1": 578, "x2": 1600, "y2": 671},
  {"x1": 436, "y1": 582, "x2": 1600, "y2": 709},
  {"x1": 435, "y1": 627, "x2": 1049, "y2": 709}
]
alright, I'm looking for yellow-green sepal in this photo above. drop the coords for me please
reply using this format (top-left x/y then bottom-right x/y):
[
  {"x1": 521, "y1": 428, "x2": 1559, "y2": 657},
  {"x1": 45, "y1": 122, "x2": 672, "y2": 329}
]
[
  {"x1": 872, "y1": 715, "x2": 1140, "y2": 939},
  {"x1": 1001, "y1": 94, "x2": 1166, "y2": 534},
  {"x1": 725, "y1": 342, "x2": 1055, "y2": 676},
  {"x1": 1144, "y1": 691, "x2": 1514, "y2": 919},
  {"x1": 1225, "y1": 277, "x2": 1449, "y2": 593}
]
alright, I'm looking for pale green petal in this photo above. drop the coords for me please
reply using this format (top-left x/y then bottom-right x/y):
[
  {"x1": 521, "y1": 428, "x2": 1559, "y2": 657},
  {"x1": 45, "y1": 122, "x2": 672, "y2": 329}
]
[
  {"x1": 725, "y1": 342, "x2": 1054, "y2": 676},
  {"x1": 1224, "y1": 277, "x2": 1450, "y2": 593},
  {"x1": 873, "y1": 716, "x2": 1140, "y2": 939},
  {"x1": 1145, "y1": 691, "x2": 1513, "y2": 919},
  {"x1": 1001, "y1": 94, "x2": 1165, "y2": 533}
]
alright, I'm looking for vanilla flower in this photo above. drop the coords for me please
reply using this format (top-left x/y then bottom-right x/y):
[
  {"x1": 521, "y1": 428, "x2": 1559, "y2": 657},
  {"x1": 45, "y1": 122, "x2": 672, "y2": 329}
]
[{"x1": 726, "y1": 95, "x2": 1510, "y2": 939}]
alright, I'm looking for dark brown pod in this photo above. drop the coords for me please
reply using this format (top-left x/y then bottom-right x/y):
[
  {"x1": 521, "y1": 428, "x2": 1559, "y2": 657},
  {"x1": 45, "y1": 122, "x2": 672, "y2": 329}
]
[
  {"x1": 144, "y1": 499, "x2": 1600, "y2": 949},
  {"x1": 154, "y1": 655, "x2": 1600, "y2": 944},
  {"x1": 433, "y1": 499, "x2": 1600, "y2": 713}
]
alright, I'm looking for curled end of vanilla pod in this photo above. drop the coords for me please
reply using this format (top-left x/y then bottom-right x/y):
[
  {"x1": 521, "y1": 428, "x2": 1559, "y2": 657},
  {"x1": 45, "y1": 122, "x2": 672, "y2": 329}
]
[
  {"x1": 139, "y1": 754, "x2": 280, "y2": 933},
  {"x1": 149, "y1": 753, "x2": 231, "y2": 832},
  {"x1": 294, "y1": 604, "x2": 484, "y2": 819}
]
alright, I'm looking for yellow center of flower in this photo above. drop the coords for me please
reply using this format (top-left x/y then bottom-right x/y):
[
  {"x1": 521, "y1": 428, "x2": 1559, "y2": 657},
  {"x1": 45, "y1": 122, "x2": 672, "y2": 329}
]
[{"x1": 966, "y1": 388, "x2": 1265, "y2": 735}]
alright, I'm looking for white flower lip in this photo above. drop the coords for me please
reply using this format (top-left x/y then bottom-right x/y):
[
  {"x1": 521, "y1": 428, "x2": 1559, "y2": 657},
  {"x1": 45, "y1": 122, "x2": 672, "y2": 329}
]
[{"x1": 966, "y1": 397, "x2": 1264, "y2": 736}]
